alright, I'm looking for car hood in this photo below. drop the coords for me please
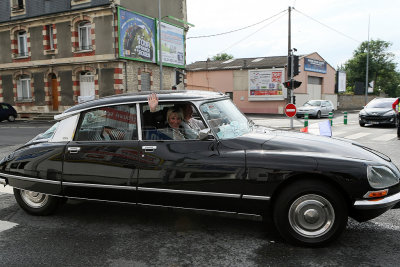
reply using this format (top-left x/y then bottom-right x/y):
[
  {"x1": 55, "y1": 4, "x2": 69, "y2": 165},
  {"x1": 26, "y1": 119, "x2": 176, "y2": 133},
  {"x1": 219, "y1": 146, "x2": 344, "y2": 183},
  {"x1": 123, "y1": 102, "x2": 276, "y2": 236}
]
[
  {"x1": 362, "y1": 107, "x2": 393, "y2": 115},
  {"x1": 237, "y1": 126, "x2": 390, "y2": 163}
]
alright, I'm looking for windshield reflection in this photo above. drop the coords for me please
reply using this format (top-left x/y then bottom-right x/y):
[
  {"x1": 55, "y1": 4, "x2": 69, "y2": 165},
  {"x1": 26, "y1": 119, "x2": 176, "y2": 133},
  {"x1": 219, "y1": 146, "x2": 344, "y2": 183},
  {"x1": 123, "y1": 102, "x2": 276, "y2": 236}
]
[{"x1": 200, "y1": 99, "x2": 251, "y2": 139}]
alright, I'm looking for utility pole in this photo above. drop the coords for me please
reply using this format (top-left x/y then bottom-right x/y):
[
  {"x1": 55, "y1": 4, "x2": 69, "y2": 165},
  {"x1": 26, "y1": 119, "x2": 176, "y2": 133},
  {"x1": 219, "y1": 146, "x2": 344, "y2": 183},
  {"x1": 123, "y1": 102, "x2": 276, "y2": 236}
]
[
  {"x1": 288, "y1": 6, "x2": 294, "y2": 129},
  {"x1": 365, "y1": 15, "x2": 370, "y2": 105},
  {"x1": 158, "y1": 0, "x2": 163, "y2": 91}
]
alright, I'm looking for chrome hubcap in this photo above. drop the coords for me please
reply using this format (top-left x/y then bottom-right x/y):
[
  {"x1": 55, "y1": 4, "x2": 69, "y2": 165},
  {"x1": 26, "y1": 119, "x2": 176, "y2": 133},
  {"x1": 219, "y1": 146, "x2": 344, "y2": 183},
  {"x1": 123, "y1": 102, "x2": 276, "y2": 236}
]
[
  {"x1": 289, "y1": 194, "x2": 335, "y2": 238},
  {"x1": 20, "y1": 190, "x2": 49, "y2": 208}
]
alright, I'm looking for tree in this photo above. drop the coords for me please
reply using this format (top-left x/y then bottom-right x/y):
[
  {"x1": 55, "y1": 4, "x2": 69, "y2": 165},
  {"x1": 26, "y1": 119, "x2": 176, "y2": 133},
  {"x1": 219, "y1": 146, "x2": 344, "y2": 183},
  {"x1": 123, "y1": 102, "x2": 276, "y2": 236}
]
[
  {"x1": 342, "y1": 39, "x2": 400, "y2": 97},
  {"x1": 211, "y1": 53, "x2": 233, "y2": 61}
]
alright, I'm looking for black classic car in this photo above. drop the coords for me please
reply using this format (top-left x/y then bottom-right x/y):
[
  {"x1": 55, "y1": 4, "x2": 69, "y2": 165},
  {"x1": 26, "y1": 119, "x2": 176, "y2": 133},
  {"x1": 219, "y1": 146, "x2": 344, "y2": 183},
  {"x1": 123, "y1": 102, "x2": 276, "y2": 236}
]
[{"x1": 1, "y1": 90, "x2": 400, "y2": 246}]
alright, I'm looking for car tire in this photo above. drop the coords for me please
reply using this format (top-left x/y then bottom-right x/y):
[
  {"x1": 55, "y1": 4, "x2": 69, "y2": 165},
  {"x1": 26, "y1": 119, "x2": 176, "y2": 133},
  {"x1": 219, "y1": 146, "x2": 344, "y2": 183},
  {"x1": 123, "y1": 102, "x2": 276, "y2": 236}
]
[
  {"x1": 273, "y1": 179, "x2": 348, "y2": 247},
  {"x1": 316, "y1": 111, "x2": 321, "y2": 119},
  {"x1": 7, "y1": 115, "x2": 15, "y2": 122},
  {"x1": 13, "y1": 188, "x2": 60, "y2": 216},
  {"x1": 359, "y1": 121, "x2": 365, "y2": 127}
]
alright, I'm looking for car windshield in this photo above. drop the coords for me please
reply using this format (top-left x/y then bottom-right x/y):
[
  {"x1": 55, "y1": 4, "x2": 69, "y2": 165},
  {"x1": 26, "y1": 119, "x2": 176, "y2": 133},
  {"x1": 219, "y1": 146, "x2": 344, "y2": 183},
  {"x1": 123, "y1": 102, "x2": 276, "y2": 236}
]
[
  {"x1": 29, "y1": 122, "x2": 59, "y2": 142},
  {"x1": 366, "y1": 99, "x2": 393, "y2": 109},
  {"x1": 304, "y1": 100, "x2": 321, "y2": 107},
  {"x1": 200, "y1": 99, "x2": 252, "y2": 139}
]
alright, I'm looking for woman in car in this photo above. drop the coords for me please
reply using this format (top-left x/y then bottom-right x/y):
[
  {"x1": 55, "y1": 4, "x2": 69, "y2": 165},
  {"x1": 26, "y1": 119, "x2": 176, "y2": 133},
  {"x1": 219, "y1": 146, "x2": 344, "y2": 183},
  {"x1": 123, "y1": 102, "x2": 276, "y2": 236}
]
[{"x1": 159, "y1": 107, "x2": 186, "y2": 140}]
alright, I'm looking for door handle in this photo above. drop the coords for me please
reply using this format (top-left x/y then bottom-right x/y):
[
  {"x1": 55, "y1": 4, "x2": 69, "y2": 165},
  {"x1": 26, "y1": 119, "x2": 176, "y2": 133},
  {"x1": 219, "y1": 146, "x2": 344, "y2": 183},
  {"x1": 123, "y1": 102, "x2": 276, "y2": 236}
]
[
  {"x1": 142, "y1": 146, "x2": 157, "y2": 152},
  {"x1": 68, "y1": 147, "x2": 81, "y2": 154}
]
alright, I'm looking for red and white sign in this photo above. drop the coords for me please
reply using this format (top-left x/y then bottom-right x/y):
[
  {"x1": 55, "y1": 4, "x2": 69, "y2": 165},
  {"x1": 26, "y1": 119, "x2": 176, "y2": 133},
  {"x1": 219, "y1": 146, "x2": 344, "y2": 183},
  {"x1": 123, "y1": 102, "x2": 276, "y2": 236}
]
[{"x1": 285, "y1": 103, "x2": 297, "y2": 117}]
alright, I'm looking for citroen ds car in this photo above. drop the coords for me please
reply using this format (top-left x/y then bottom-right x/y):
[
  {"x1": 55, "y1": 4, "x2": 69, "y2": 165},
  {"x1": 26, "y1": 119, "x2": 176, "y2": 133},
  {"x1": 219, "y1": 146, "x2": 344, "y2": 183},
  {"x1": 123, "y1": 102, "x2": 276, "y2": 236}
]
[{"x1": 1, "y1": 90, "x2": 400, "y2": 246}]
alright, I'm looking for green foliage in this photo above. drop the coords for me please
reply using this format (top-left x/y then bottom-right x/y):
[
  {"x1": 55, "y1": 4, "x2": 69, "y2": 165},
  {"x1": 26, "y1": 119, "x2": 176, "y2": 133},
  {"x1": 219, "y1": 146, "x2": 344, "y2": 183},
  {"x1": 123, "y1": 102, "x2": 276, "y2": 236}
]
[
  {"x1": 212, "y1": 53, "x2": 234, "y2": 61},
  {"x1": 342, "y1": 39, "x2": 400, "y2": 97}
]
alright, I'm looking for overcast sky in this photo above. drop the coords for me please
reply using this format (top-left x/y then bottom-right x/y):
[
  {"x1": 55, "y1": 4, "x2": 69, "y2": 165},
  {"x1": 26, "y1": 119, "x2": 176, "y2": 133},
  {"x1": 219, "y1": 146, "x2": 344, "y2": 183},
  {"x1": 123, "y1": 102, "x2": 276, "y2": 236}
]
[{"x1": 186, "y1": 0, "x2": 400, "y2": 69}]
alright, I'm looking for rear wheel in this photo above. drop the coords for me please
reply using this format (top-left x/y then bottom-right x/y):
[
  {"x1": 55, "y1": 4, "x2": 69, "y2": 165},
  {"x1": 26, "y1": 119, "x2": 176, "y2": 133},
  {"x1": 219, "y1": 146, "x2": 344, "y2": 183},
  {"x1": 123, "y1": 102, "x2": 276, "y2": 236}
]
[
  {"x1": 7, "y1": 115, "x2": 15, "y2": 122},
  {"x1": 13, "y1": 188, "x2": 60, "y2": 215},
  {"x1": 273, "y1": 179, "x2": 348, "y2": 247}
]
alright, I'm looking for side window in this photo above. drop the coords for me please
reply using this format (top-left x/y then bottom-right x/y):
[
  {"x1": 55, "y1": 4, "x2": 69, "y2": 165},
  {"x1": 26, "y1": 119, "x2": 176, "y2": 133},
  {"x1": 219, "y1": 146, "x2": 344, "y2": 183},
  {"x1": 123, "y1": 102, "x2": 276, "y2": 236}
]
[
  {"x1": 75, "y1": 105, "x2": 138, "y2": 141},
  {"x1": 141, "y1": 102, "x2": 204, "y2": 141}
]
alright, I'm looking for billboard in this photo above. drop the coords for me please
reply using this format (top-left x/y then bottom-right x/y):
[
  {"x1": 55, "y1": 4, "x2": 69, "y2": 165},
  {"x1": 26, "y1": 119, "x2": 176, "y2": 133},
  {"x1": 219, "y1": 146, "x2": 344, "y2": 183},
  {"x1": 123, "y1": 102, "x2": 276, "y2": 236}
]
[
  {"x1": 248, "y1": 69, "x2": 285, "y2": 100},
  {"x1": 158, "y1": 21, "x2": 185, "y2": 68},
  {"x1": 118, "y1": 8, "x2": 156, "y2": 63},
  {"x1": 304, "y1": 58, "x2": 327, "y2": 74}
]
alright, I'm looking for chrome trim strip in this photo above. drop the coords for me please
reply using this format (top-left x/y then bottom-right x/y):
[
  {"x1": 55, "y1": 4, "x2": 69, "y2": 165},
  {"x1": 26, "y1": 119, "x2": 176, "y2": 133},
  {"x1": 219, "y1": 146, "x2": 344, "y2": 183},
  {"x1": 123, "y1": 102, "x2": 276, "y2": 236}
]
[
  {"x1": 354, "y1": 191, "x2": 400, "y2": 210},
  {"x1": 62, "y1": 181, "x2": 137, "y2": 191},
  {"x1": 242, "y1": 195, "x2": 271, "y2": 201},
  {"x1": 0, "y1": 173, "x2": 60, "y2": 185},
  {"x1": 0, "y1": 178, "x2": 7, "y2": 185},
  {"x1": 136, "y1": 103, "x2": 142, "y2": 141},
  {"x1": 137, "y1": 187, "x2": 240, "y2": 198}
]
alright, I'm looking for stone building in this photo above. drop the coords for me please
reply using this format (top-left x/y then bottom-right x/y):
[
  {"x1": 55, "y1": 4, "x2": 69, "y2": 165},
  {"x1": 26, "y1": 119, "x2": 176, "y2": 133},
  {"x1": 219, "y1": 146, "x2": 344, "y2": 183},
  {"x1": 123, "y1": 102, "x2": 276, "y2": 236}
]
[{"x1": 0, "y1": 0, "x2": 187, "y2": 116}]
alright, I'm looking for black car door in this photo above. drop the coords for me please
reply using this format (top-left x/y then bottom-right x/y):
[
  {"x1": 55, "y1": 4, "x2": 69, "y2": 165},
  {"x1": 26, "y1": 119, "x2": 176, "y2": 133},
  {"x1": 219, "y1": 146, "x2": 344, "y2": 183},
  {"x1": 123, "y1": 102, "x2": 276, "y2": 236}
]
[
  {"x1": 137, "y1": 103, "x2": 246, "y2": 212},
  {"x1": 62, "y1": 104, "x2": 140, "y2": 203}
]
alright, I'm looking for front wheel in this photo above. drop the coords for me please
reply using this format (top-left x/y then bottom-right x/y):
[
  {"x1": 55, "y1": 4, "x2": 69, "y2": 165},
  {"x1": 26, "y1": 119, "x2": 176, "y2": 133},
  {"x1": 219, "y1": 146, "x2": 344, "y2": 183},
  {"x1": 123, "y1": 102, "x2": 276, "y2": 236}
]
[
  {"x1": 315, "y1": 111, "x2": 321, "y2": 119},
  {"x1": 13, "y1": 188, "x2": 60, "y2": 215},
  {"x1": 8, "y1": 115, "x2": 15, "y2": 122},
  {"x1": 273, "y1": 179, "x2": 348, "y2": 247},
  {"x1": 359, "y1": 121, "x2": 365, "y2": 127}
]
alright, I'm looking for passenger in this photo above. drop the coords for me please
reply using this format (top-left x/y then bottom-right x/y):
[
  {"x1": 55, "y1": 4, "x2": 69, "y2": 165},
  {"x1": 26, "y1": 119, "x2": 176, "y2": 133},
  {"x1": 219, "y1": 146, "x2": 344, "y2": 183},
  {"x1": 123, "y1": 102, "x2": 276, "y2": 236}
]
[
  {"x1": 159, "y1": 107, "x2": 186, "y2": 140},
  {"x1": 146, "y1": 93, "x2": 205, "y2": 139}
]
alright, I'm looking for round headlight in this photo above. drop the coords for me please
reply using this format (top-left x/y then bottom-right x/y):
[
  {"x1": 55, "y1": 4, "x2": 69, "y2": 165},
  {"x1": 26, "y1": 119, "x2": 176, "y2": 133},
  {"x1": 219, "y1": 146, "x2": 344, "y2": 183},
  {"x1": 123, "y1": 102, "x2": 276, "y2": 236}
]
[{"x1": 367, "y1": 165, "x2": 399, "y2": 189}]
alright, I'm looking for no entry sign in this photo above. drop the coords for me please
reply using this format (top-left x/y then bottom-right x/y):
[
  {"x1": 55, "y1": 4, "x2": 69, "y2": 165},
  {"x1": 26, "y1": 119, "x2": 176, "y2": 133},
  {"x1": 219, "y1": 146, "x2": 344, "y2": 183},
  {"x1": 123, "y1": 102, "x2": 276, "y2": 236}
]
[{"x1": 285, "y1": 103, "x2": 297, "y2": 117}]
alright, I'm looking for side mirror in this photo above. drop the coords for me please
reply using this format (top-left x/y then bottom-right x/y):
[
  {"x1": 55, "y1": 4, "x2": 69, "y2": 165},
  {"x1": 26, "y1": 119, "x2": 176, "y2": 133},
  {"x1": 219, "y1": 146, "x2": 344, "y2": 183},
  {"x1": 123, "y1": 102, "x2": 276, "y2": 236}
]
[{"x1": 198, "y1": 128, "x2": 214, "y2": 140}]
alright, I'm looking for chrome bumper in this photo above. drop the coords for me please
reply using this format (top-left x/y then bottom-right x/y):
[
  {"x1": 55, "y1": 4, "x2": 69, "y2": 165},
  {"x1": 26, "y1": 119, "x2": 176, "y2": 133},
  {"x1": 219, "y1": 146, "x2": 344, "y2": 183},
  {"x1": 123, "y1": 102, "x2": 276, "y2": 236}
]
[{"x1": 354, "y1": 191, "x2": 400, "y2": 210}]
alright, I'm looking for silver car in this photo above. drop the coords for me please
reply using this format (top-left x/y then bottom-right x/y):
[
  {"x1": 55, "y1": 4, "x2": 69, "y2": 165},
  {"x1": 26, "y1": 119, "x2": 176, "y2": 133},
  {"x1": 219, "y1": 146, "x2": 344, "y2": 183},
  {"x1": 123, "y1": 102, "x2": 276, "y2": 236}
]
[{"x1": 296, "y1": 100, "x2": 334, "y2": 119}]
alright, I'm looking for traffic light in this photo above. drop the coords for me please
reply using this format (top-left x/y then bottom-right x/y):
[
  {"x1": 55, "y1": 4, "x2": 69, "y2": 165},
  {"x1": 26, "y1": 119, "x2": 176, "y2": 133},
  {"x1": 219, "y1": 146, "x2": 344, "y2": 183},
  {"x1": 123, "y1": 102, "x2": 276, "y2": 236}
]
[
  {"x1": 283, "y1": 79, "x2": 302, "y2": 89},
  {"x1": 287, "y1": 55, "x2": 300, "y2": 77},
  {"x1": 176, "y1": 70, "x2": 182, "y2": 85},
  {"x1": 293, "y1": 55, "x2": 300, "y2": 76}
]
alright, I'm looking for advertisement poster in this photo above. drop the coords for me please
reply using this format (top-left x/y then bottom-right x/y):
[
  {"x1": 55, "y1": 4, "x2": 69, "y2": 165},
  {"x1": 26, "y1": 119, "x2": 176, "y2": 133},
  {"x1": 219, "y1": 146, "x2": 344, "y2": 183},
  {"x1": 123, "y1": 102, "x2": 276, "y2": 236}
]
[
  {"x1": 119, "y1": 8, "x2": 156, "y2": 63},
  {"x1": 248, "y1": 69, "x2": 284, "y2": 97},
  {"x1": 337, "y1": 71, "x2": 346, "y2": 93},
  {"x1": 304, "y1": 58, "x2": 327, "y2": 74},
  {"x1": 159, "y1": 22, "x2": 185, "y2": 68}
]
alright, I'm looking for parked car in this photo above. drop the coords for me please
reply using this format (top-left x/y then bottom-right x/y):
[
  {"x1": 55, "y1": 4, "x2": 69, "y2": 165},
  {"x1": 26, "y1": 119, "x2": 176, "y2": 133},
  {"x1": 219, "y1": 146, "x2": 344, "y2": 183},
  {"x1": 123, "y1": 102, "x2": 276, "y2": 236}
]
[
  {"x1": 359, "y1": 98, "x2": 397, "y2": 127},
  {"x1": 1, "y1": 90, "x2": 400, "y2": 247},
  {"x1": 296, "y1": 100, "x2": 334, "y2": 119},
  {"x1": 0, "y1": 103, "x2": 17, "y2": 122}
]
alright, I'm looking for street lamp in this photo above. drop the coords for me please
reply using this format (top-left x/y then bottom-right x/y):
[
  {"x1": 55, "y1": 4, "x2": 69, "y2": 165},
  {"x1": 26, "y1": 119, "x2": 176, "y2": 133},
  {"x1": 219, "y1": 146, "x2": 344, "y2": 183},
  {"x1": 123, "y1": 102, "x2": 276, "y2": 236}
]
[{"x1": 158, "y1": 0, "x2": 194, "y2": 91}]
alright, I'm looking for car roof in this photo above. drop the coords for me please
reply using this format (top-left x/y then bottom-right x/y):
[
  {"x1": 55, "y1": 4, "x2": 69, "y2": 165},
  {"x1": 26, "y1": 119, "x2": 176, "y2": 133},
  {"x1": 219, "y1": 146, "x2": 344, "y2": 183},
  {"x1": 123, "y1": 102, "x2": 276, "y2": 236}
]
[{"x1": 56, "y1": 90, "x2": 228, "y2": 120}]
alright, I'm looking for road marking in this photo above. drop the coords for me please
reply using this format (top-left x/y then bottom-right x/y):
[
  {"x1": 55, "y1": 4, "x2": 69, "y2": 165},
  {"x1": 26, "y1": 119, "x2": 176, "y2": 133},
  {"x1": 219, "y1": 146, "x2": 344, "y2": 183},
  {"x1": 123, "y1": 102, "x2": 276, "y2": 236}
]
[
  {"x1": 345, "y1": 132, "x2": 370, "y2": 140},
  {"x1": 371, "y1": 134, "x2": 397, "y2": 141},
  {"x1": 0, "y1": 220, "x2": 18, "y2": 233},
  {"x1": 332, "y1": 131, "x2": 346, "y2": 137},
  {"x1": 0, "y1": 186, "x2": 13, "y2": 194}
]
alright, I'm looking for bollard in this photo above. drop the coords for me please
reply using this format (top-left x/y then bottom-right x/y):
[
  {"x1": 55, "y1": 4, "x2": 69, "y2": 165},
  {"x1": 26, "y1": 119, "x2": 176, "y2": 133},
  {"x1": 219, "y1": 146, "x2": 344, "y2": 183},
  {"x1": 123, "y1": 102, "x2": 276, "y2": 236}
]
[
  {"x1": 344, "y1": 111, "x2": 348, "y2": 125},
  {"x1": 329, "y1": 112, "x2": 333, "y2": 126},
  {"x1": 304, "y1": 114, "x2": 309, "y2": 128}
]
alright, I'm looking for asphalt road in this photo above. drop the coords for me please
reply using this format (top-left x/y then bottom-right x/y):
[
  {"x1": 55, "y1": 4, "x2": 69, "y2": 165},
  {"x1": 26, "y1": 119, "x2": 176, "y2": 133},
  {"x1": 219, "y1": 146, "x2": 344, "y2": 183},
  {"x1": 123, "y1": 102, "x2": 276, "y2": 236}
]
[{"x1": 0, "y1": 116, "x2": 400, "y2": 266}]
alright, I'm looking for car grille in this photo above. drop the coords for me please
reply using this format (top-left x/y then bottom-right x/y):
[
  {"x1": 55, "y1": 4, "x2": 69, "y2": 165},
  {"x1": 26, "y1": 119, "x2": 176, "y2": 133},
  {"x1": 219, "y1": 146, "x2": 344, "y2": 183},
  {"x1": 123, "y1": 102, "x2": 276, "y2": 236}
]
[{"x1": 363, "y1": 116, "x2": 391, "y2": 121}]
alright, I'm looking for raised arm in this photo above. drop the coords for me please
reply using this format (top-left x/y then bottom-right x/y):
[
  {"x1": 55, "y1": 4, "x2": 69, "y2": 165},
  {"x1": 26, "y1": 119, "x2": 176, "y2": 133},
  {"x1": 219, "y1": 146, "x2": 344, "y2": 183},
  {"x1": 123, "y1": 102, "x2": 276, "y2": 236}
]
[{"x1": 148, "y1": 93, "x2": 159, "y2": 112}]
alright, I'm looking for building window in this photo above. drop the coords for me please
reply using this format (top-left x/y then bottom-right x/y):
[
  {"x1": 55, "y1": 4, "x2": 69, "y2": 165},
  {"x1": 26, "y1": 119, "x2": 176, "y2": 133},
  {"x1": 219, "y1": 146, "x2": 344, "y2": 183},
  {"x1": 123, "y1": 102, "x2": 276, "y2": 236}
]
[
  {"x1": 17, "y1": 31, "x2": 28, "y2": 57},
  {"x1": 17, "y1": 75, "x2": 31, "y2": 100},
  {"x1": 11, "y1": 0, "x2": 24, "y2": 10},
  {"x1": 78, "y1": 72, "x2": 95, "y2": 103},
  {"x1": 78, "y1": 22, "x2": 92, "y2": 51},
  {"x1": 141, "y1": 73, "x2": 150, "y2": 91},
  {"x1": 47, "y1": 25, "x2": 55, "y2": 50}
]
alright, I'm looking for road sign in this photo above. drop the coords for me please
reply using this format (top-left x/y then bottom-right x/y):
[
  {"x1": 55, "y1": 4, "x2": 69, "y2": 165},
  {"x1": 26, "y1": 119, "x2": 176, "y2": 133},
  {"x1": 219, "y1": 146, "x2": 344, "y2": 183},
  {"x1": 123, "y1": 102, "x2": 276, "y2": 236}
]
[{"x1": 285, "y1": 103, "x2": 297, "y2": 117}]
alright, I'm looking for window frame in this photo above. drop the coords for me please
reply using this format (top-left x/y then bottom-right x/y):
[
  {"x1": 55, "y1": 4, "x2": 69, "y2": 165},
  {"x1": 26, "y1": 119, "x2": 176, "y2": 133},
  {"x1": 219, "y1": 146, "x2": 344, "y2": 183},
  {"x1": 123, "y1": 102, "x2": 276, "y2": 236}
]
[
  {"x1": 47, "y1": 24, "x2": 55, "y2": 50},
  {"x1": 74, "y1": 104, "x2": 139, "y2": 142},
  {"x1": 78, "y1": 22, "x2": 92, "y2": 51},
  {"x1": 17, "y1": 31, "x2": 28, "y2": 58},
  {"x1": 17, "y1": 75, "x2": 31, "y2": 101}
]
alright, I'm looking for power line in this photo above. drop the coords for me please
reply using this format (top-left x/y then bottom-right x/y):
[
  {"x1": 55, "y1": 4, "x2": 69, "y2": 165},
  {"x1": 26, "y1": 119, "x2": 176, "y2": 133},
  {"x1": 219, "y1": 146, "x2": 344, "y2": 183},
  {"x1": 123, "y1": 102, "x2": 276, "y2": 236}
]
[
  {"x1": 187, "y1": 9, "x2": 287, "y2": 39},
  {"x1": 293, "y1": 8, "x2": 361, "y2": 43},
  {"x1": 217, "y1": 12, "x2": 287, "y2": 54}
]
